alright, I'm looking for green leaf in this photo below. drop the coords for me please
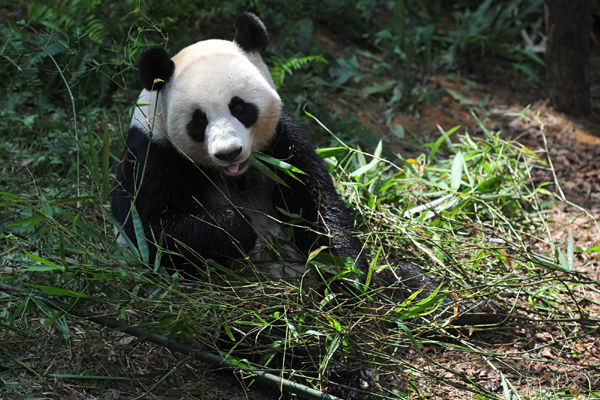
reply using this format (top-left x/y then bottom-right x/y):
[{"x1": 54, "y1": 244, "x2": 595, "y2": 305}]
[
  {"x1": 450, "y1": 151, "x2": 464, "y2": 191},
  {"x1": 0, "y1": 200, "x2": 20, "y2": 207},
  {"x1": 469, "y1": 108, "x2": 493, "y2": 141},
  {"x1": 8, "y1": 215, "x2": 46, "y2": 227},
  {"x1": 207, "y1": 259, "x2": 248, "y2": 282},
  {"x1": 500, "y1": 371, "x2": 511, "y2": 400},
  {"x1": 396, "y1": 155, "x2": 418, "y2": 175},
  {"x1": 26, "y1": 284, "x2": 95, "y2": 299},
  {"x1": 364, "y1": 246, "x2": 380, "y2": 293},
  {"x1": 584, "y1": 245, "x2": 600, "y2": 253},
  {"x1": 321, "y1": 333, "x2": 342, "y2": 371},
  {"x1": 275, "y1": 207, "x2": 301, "y2": 219},
  {"x1": 55, "y1": 196, "x2": 95, "y2": 205},
  {"x1": 101, "y1": 124, "x2": 110, "y2": 203},
  {"x1": 395, "y1": 282, "x2": 445, "y2": 318},
  {"x1": 475, "y1": 176, "x2": 504, "y2": 192},
  {"x1": 315, "y1": 147, "x2": 350, "y2": 159},
  {"x1": 249, "y1": 157, "x2": 289, "y2": 187},
  {"x1": 252, "y1": 151, "x2": 304, "y2": 174},
  {"x1": 557, "y1": 249, "x2": 569, "y2": 270},
  {"x1": 23, "y1": 250, "x2": 63, "y2": 271},
  {"x1": 397, "y1": 322, "x2": 424, "y2": 358},
  {"x1": 350, "y1": 140, "x2": 383, "y2": 178},
  {"x1": 360, "y1": 80, "x2": 396, "y2": 98},
  {"x1": 223, "y1": 323, "x2": 236, "y2": 341},
  {"x1": 39, "y1": 193, "x2": 53, "y2": 218},
  {"x1": 306, "y1": 246, "x2": 328, "y2": 264},
  {"x1": 391, "y1": 123, "x2": 405, "y2": 139},
  {"x1": 252, "y1": 151, "x2": 305, "y2": 185},
  {"x1": 567, "y1": 230, "x2": 574, "y2": 270},
  {"x1": 130, "y1": 205, "x2": 150, "y2": 264},
  {"x1": 427, "y1": 135, "x2": 446, "y2": 164},
  {"x1": 0, "y1": 191, "x2": 20, "y2": 199},
  {"x1": 112, "y1": 219, "x2": 140, "y2": 259}
]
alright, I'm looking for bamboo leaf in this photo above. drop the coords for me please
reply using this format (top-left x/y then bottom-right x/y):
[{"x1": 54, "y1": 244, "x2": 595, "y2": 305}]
[
  {"x1": 39, "y1": 193, "x2": 53, "y2": 218},
  {"x1": 130, "y1": 205, "x2": 150, "y2": 264},
  {"x1": 23, "y1": 250, "x2": 63, "y2": 271},
  {"x1": 315, "y1": 147, "x2": 350, "y2": 159},
  {"x1": 350, "y1": 140, "x2": 383, "y2": 177},
  {"x1": 364, "y1": 246, "x2": 380, "y2": 293},
  {"x1": 450, "y1": 151, "x2": 464, "y2": 190},
  {"x1": 223, "y1": 323, "x2": 236, "y2": 341},
  {"x1": 26, "y1": 284, "x2": 95, "y2": 299},
  {"x1": 100, "y1": 124, "x2": 110, "y2": 203},
  {"x1": 252, "y1": 151, "x2": 305, "y2": 174},
  {"x1": 397, "y1": 322, "x2": 424, "y2": 358},
  {"x1": 8, "y1": 215, "x2": 46, "y2": 227},
  {"x1": 567, "y1": 230, "x2": 574, "y2": 270},
  {"x1": 249, "y1": 157, "x2": 289, "y2": 187}
]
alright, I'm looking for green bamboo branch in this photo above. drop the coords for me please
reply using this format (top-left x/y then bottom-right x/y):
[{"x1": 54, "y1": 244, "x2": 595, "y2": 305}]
[{"x1": 0, "y1": 282, "x2": 341, "y2": 400}]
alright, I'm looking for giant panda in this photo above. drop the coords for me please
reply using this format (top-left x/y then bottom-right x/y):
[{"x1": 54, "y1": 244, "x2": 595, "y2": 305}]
[
  {"x1": 112, "y1": 12, "x2": 371, "y2": 278},
  {"x1": 111, "y1": 12, "x2": 462, "y2": 305}
]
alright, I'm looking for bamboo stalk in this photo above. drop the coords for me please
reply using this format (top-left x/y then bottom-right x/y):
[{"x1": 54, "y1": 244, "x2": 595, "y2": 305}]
[{"x1": 0, "y1": 282, "x2": 341, "y2": 400}]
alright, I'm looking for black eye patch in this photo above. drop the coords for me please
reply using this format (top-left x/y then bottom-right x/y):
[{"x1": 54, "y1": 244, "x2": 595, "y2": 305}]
[
  {"x1": 186, "y1": 109, "x2": 208, "y2": 143},
  {"x1": 229, "y1": 96, "x2": 259, "y2": 128}
]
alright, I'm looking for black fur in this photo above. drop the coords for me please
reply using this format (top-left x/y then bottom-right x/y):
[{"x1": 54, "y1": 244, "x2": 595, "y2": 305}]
[
  {"x1": 186, "y1": 109, "x2": 208, "y2": 143},
  {"x1": 138, "y1": 47, "x2": 175, "y2": 91},
  {"x1": 112, "y1": 125, "x2": 258, "y2": 269},
  {"x1": 229, "y1": 96, "x2": 259, "y2": 128},
  {"x1": 112, "y1": 108, "x2": 366, "y2": 274},
  {"x1": 233, "y1": 12, "x2": 269, "y2": 53}
]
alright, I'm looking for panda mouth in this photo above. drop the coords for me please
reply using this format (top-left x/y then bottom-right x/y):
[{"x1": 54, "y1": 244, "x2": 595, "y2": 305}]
[
  {"x1": 223, "y1": 160, "x2": 248, "y2": 175},
  {"x1": 227, "y1": 163, "x2": 241, "y2": 174}
]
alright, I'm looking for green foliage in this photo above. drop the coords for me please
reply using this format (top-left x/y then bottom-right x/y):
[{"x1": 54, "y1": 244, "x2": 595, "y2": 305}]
[
  {"x1": 363, "y1": 0, "x2": 546, "y2": 105},
  {"x1": 27, "y1": 0, "x2": 108, "y2": 44},
  {"x1": 269, "y1": 54, "x2": 327, "y2": 89},
  {"x1": 390, "y1": 0, "x2": 544, "y2": 70},
  {"x1": 445, "y1": 0, "x2": 544, "y2": 77},
  {"x1": 315, "y1": 112, "x2": 543, "y2": 244}
]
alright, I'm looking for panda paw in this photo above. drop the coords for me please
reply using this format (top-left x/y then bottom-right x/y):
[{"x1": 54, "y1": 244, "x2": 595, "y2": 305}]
[{"x1": 326, "y1": 368, "x2": 382, "y2": 400}]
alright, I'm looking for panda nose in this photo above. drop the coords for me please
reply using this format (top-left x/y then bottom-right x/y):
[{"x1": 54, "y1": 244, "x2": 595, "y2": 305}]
[{"x1": 214, "y1": 146, "x2": 243, "y2": 162}]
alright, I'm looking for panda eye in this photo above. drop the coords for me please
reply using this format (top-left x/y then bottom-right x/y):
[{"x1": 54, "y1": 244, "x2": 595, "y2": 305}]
[
  {"x1": 232, "y1": 103, "x2": 244, "y2": 116},
  {"x1": 186, "y1": 109, "x2": 208, "y2": 143},
  {"x1": 228, "y1": 96, "x2": 259, "y2": 128}
]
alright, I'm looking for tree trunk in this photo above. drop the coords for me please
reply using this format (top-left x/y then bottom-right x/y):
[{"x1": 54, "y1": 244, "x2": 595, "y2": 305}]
[{"x1": 545, "y1": 0, "x2": 591, "y2": 117}]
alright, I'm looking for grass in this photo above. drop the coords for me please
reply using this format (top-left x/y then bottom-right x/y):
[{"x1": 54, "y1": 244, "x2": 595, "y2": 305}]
[{"x1": 1, "y1": 2, "x2": 600, "y2": 400}]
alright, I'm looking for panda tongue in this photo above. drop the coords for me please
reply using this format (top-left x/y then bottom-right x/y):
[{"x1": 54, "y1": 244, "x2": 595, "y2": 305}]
[{"x1": 227, "y1": 163, "x2": 240, "y2": 174}]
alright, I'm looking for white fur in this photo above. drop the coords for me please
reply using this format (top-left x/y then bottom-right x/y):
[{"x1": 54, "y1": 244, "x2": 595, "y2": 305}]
[{"x1": 131, "y1": 39, "x2": 282, "y2": 171}]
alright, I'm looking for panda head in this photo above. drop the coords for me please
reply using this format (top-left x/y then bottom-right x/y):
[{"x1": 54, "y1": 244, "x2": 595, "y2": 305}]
[{"x1": 134, "y1": 12, "x2": 282, "y2": 176}]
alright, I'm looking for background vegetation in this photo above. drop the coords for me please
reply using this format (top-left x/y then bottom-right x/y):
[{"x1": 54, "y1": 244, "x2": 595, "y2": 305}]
[{"x1": 1, "y1": 1, "x2": 598, "y2": 399}]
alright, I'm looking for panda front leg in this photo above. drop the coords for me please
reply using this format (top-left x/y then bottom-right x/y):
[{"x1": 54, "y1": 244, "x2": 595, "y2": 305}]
[
  {"x1": 310, "y1": 186, "x2": 370, "y2": 274},
  {"x1": 141, "y1": 204, "x2": 258, "y2": 275},
  {"x1": 269, "y1": 110, "x2": 370, "y2": 275}
]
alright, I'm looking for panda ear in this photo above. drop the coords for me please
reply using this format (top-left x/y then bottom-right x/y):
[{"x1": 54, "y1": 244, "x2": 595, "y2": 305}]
[
  {"x1": 234, "y1": 12, "x2": 269, "y2": 53},
  {"x1": 138, "y1": 47, "x2": 175, "y2": 91}
]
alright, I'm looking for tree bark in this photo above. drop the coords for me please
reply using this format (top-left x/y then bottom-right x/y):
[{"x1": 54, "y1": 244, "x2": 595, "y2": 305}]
[{"x1": 545, "y1": 0, "x2": 591, "y2": 117}]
